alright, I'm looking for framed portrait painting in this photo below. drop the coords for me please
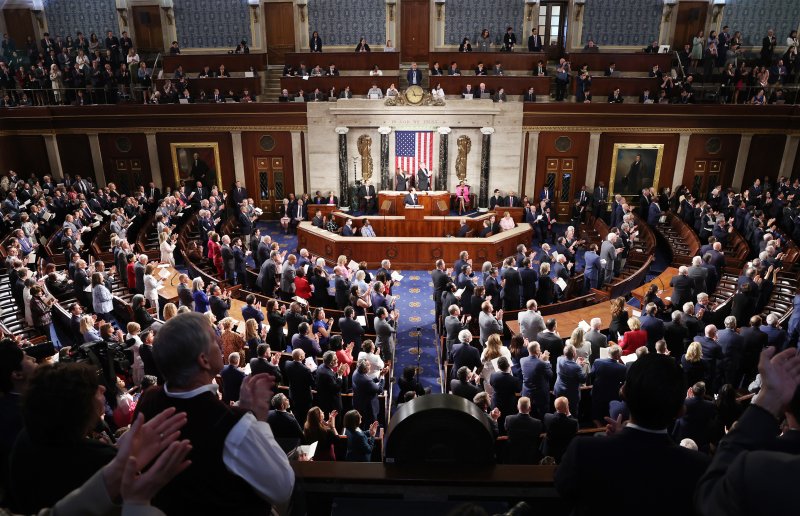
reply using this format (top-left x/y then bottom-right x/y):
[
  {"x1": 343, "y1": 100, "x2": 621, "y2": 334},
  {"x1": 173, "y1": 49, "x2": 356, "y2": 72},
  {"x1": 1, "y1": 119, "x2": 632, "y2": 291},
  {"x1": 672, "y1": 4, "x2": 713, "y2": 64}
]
[
  {"x1": 609, "y1": 143, "x2": 664, "y2": 200},
  {"x1": 170, "y1": 142, "x2": 222, "y2": 188}
]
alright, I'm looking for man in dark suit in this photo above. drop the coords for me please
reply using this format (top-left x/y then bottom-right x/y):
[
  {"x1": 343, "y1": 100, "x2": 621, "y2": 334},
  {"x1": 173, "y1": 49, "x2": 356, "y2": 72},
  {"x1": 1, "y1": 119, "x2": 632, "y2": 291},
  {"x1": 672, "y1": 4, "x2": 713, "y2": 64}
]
[
  {"x1": 695, "y1": 325, "x2": 723, "y2": 390},
  {"x1": 590, "y1": 344, "x2": 627, "y2": 424},
  {"x1": 542, "y1": 397, "x2": 578, "y2": 463},
  {"x1": 249, "y1": 344, "x2": 282, "y2": 383},
  {"x1": 266, "y1": 393, "x2": 304, "y2": 444},
  {"x1": 255, "y1": 237, "x2": 271, "y2": 270},
  {"x1": 338, "y1": 306, "x2": 365, "y2": 348},
  {"x1": 717, "y1": 316, "x2": 744, "y2": 388},
  {"x1": 231, "y1": 180, "x2": 248, "y2": 205},
  {"x1": 520, "y1": 342, "x2": 553, "y2": 419},
  {"x1": 489, "y1": 190, "x2": 505, "y2": 210},
  {"x1": 740, "y1": 316, "x2": 768, "y2": 383},
  {"x1": 315, "y1": 351, "x2": 344, "y2": 415},
  {"x1": 670, "y1": 266, "x2": 693, "y2": 309},
  {"x1": 519, "y1": 259, "x2": 538, "y2": 303},
  {"x1": 357, "y1": 182, "x2": 377, "y2": 214},
  {"x1": 449, "y1": 331, "x2": 481, "y2": 379},
  {"x1": 444, "y1": 304, "x2": 469, "y2": 354},
  {"x1": 672, "y1": 381, "x2": 718, "y2": 452},
  {"x1": 501, "y1": 258, "x2": 522, "y2": 311},
  {"x1": 220, "y1": 352, "x2": 245, "y2": 404},
  {"x1": 536, "y1": 319, "x2": 564, "y2": 374},
  {"x1": 647, "y1": 200, "x2": 662, "y2": 226},
  {"x1": 760, "y1": 313, "x2": 788, "y2": 351},
  {"x1": 285, "y1": 349, "x2": 315, "y2": 423},
  {"x1": 489, "y1": 357, "x2": 523, "y2": 431},
  {"x1": 592, "y1": 182, "x2": 608, "y2": 221},
  {"x1": 527, "y1": 29, "x2": 543, "y2": 52},
  {"x1": 406, "y1": 62, "x2": 422, "y2": 86},
  {"x1": 503, "y1": 396, "x2": 543, "y2": 464},
  {"x1": 639, "y1": 303, "x2": 665, "y2": 352},
  {"x1": 238, "y1": 205, "x2": 255, "y2": 238},
  {"x1": 352, "y1": 359, "x2": 384, "y2": 428},
  {"x1": 664, "y1": 310, "x2": 690, "y2": 357},
  {"x1": 450, "y1": 366, "x2": 481, "y2": 399},
  {"x1": 555, "y1": 354, "x2": 711, "y2": 514},
  {"x1": 404, "y1": 188, "x2": 419, "y2": 206},
  {"x1": 456, "y1": 219, "x2": 470, "y2": 237}
]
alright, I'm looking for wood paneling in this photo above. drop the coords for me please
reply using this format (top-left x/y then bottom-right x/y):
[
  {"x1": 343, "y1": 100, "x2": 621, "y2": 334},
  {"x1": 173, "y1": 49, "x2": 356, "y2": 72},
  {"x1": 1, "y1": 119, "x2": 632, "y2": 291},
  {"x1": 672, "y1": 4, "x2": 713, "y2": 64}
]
[
  {"x1": 0, "y1": 136, "x2": 49, "y2": 176},
  {"x1": 156, "y1": 133, "x2": 234, "y2": 190},
  {"x1": 264, "y1": 2, "x2": 295, "y2": 64},
  {"x1": 672, "y1": 2, "x2": 708, "y2": 50},
  {"x1": 564, "y1": 52, "x2": 672, "y2": 73},
  {"x1": 162, "y1": 53, "x2": 267, "y2": 74},
  {"x1": 743, "y1": 134, "x2": 786, "y2": 189},
  {"x1": 56, "y1": 134, "x2": 94, "y2": 182},
  {"x1": 98, "y1": 133, "x2": 152, "y2": 192},
  {"x1": 428, "y1": 52, "x2": 548, "y2": 72},
  {"x1": 595, "y1": 133, "x2": 680, "y2": 193},
  {"x1": 241, "y1": 131, "x2": 295, "y2": 218},
  {"x1": 400, "y1": 0, "x2": 429, "y2": 62},
  {"x1": 284, "y1": 52, "x2": 400, "y2": 71},
  {"x1": 131, "y1": 5, "x2": 164, "y2": 52},
  {"x1": 682, "y1": 134, "x2": 740, "y2": 190},
  {"x1": 534, "y1": 132, "x2": 590, "y2": 221}
]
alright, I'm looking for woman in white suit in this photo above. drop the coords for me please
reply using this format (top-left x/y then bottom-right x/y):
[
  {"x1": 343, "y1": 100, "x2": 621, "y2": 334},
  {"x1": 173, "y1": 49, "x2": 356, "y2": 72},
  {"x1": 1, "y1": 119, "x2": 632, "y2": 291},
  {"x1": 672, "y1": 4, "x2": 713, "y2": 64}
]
[
  {"x1": 159, "y1": 231, "x2": 176, "y2": 267},
  {"x1": 142, "y1": 263, "x2": 162, "y2": 316}
]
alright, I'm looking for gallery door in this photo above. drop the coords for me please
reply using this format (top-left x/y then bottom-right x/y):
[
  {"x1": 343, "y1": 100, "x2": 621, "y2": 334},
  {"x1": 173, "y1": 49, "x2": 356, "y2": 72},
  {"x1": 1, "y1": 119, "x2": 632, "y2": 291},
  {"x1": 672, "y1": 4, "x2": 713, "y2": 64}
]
[
  {"x1": 672, "y1": 2, "x2": 708, "y2": 52},
  {"x1": 264, "y1": 2, "x2": 295, "y2": 64},
  {"x1": 252, "y1": 157, "x2": 294, "y2": 218},
  {"x1": 544, "y1": 157, "x2": 575, "y2": 222},
  {"x1": 537, "y1": 2, "x2": 568, "y2": 60},
  {"x1": 109, "y1": 158, "x2": 145, "y2": 196},
  {"x1": 2, "y1": 9, "x2": 36, "y2": 51},
  {"x1": 689, "y1": 160, "x2": 724, "y2": 200},
  {"x1": 400, "y1": 0, "x2": 429, "y2": 62},
  {"x1": 132, "y1": 6, "x2": 164, "y2": 52}
]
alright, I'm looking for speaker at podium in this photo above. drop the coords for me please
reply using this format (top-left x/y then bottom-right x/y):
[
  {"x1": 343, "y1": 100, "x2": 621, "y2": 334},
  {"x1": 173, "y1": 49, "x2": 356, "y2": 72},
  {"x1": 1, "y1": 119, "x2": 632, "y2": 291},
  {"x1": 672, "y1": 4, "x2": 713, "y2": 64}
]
[{"x1": 380, "y1": 199, "x2": 395, "y2": 216}]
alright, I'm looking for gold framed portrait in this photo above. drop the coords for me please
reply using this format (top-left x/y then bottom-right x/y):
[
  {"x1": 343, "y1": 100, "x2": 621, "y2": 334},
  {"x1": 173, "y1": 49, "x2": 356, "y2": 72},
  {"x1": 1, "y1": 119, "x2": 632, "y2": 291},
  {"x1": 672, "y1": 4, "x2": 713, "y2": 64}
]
[
  {"x1": 170, "y1": 142, "x2": 223, "y2": 187},
  {"x1": 609, "y1": 143, "x2": 664, "y2": 201}
]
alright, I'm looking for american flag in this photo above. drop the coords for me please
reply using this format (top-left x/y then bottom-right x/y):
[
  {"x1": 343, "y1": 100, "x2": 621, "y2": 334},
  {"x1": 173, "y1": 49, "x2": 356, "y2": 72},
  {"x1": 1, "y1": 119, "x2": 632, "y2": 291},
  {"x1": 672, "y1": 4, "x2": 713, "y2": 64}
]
[{"x1": 395, "y1": 131, "x2": 434, "y2": 176}]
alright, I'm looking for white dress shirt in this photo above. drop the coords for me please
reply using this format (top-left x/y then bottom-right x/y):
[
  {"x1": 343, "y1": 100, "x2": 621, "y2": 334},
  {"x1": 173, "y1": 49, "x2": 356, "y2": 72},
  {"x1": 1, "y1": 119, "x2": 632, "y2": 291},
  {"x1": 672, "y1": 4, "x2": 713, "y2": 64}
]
[{"x1": 164, "y1": 383, "x2": 295, "y2": 504}]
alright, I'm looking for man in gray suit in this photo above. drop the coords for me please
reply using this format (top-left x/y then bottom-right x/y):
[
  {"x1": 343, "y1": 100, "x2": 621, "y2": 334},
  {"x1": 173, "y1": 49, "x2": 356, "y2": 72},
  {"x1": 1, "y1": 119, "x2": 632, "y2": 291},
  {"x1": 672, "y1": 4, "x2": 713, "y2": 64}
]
[
  {"x1": 688, "y1": 255, "x2": 709, "y2": 297},
  {"x1": 279, "y1": 253, "x2": 297, "y2": 301},
  {"x1": 584, "y1": 317, "x2": 608, "y2": 364},
  {"x1": 600, "y1": 233, "x2": 618, "y2": 286},
  {"x1": 518, "y1": 299, "x2": 545, "y2": 341},
  {"x1": 374, "y1": 306, "x2": 398, "y2": 361},
  {"x1": 257, "y1": 250, "x2": 279, "y2": 296},
  {"x1": 445, "y1": 304, "x2": 470, "y2": 355},
  {"x1": 479, "y1": 300, "x2": 504, "y2": 345}
]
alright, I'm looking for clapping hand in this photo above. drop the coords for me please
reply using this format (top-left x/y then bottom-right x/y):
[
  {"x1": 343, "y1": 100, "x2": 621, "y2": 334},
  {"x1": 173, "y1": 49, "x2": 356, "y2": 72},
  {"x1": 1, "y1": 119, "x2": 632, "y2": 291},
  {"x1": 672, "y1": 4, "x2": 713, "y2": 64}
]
[
  {"x1": 604, "y1": 413, "x2": 624, "y2": 436},
  {"x1": 238, "y1": 373, "x2": 276, "y2": 422},
  {"x1": 489, "y1": 407, "x2": 501, "y2": 421},
  {"x1": 368, "y1": 421, "x2": 380, "y2": 437},
  {"x1": 753, "y1": 347, "x2": 800, "y2": 418}
]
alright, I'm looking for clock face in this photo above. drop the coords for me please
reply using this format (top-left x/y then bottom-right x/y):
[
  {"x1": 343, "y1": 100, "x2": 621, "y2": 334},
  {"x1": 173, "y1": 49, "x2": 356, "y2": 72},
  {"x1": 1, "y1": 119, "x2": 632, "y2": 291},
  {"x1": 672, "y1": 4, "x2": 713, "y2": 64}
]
[{"x1": 405, "y1": 85, "x2": 424, "y2": 104}]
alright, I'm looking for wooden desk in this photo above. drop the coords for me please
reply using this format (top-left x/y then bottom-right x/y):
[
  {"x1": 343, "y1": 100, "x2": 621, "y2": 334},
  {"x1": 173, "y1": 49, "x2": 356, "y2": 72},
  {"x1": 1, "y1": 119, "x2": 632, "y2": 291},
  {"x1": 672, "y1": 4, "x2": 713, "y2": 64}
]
[
  {"x1": 507, "y1": 300, "x2": 611, "y2": 336},
  {"x1": 565, "y1": 52, "x2": 672, "y2": 73},
  {"x1": 297, "y1": 221, "x2": 533, "y2": 269},
  {"x1": 162, "y1": 53, "x2": 267, "y2": 73},
  {"x1": 284, "y1": 52, "x2": 400, "y2": 71},
  {"x1": 279, "y1": 76, "x2": 399, "y2": 96},
  {"x1": 574, "y1": 77, "x2": 660, "y2": 97},
  {"x1": 155, "y1": 77, "x2": 261, "y2": 97},
  {"x1": 630, "y1": 267, "x2": 678, "y2": 306},
  {"x1": 305, "y1": 204, "x2": 339, "y2": 220},
  {"x1": 378, "y1": 191, "x2": 449, "y2": 216},
  {"x1": 428, "y1": 52, "x2": 548, "y2": 72},
  {"x1": 156, "y1": 265, "x2": 181, "y2": 303},
  {"x1": 436, "y1": 76, "x2": 552, "y2": 96}
]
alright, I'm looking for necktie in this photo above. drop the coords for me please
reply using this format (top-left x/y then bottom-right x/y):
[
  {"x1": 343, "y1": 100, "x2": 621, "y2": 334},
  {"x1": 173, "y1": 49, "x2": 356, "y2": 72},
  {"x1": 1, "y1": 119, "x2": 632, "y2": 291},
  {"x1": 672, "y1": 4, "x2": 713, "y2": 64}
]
[{"x1": 581, "y1": 192, "x2": 585, "y2": 203}]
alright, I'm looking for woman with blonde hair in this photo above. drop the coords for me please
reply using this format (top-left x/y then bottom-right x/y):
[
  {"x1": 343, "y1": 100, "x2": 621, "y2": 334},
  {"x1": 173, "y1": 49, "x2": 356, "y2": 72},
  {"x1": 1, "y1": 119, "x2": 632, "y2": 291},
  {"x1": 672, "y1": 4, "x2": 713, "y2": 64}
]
[
  {"x1": 499, "y1": 211, "x2": 516, "y2": 231},
  {"x1": 480, "y1": 333, "x2": 512, "y2": 395},
  {"x1": 336, "y1": 255, "x2": 351, "y2": 279},
  {"x1": 162, "y1": 302, "x2": 178, "y2": 321},
  {"x1": 143, "y1": 263, "x2": 162, "y2": 316},
  {"x1": 681, "y1": 341, "x2": 706, "y2": 387},
  {"x1": 159, "y1": 231, "x2": 176, "y2": 266},
  {"x1": 279, "y1": 198, "x2": 291, "y2": 234},
  {"x1": 620, "y1": 316, "x2": 647, "y2": 356},
  {"x1": 220, "y1": 317, "x2": 245, "y2": 364},
  {"x1": 570, "y1": 327, "x2": 591, "y2": 375},
  {"x1": 80, "y1": 314, "x2": 102, "y2": 343},
  {"x1": 244, "y1": 318, "x2": 263, "y2": 361}
]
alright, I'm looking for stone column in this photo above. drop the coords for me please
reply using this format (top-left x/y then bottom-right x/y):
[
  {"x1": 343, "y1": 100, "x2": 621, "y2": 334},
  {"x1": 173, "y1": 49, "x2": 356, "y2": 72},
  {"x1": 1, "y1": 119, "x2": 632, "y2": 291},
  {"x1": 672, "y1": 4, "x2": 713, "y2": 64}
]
[
  {"x1": 524, "y1": 131, "x2": 540, "y2": 195},
  {"x1": 584, "y1": 131, "x2": 601, "y2": 190},
  {"x1": 437, "y1": 126, "x2": 451, "y2": 191},
  {"x1": 378, "y1": 126, "x2": 392, "y2": 190},
  {"x1": 43, "y1": 134, "x2": 63, "y2": 180},
  {"x1": 145, "y1": 132, "x2": 162, "y2": 188},
  {"x1": 335, "y1": 127, "x2": 350, "y2": 207},
  {"x1": 479, "y1": 127, "x2": 494, "y2": 208},
  {"x1": 673, "y1": 133, "x2": 691, "y2": 190},
  {"x1": 779, "y1": 135, "x2": 799, "y2": 179},
  {"x1": 87, "y1": 133, "x2": 106, "y2": 187},
  {"x1": 732, "y1": 134, "x2": 753, "y2": 191},
  {"x1": 231, "y1": 131, "x2": 246, "y2": 186},
  {"x1": 291, "y1": 131, "x2": 305, "y2": 193}
]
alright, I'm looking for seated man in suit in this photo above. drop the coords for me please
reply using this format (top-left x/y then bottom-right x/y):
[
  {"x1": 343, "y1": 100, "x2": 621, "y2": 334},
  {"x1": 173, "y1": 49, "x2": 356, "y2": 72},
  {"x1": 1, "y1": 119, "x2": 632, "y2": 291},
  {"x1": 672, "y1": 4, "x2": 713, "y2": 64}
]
[
  {"x1": 456, "y1": 218, "x2": 470, "y2": 238},
  {"x1": 404, "y1": 187, "x2": 420, "y2": 206},
  {"x1": 450, "y1": 365, "x2": 482, "y2": 400},
  {"x1": 555, "y1": 354, "x2": 710, "y2": 514},
  {"x1": 523, "y1": 87, "x2": 537, "y2": 102},
  {"x1": 341, "y1": 218, "x2": 355, "y2": 237}
]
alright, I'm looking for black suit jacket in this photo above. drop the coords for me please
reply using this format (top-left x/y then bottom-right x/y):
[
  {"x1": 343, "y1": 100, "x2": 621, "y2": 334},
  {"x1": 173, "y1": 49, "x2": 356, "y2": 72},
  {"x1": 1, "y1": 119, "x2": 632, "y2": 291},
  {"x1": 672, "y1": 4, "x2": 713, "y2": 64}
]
[
  {"x1": 314, "y1": 364, "x2": 343, "y2": 414},
  {"x1": 489, "y1": 371, "x2": 522, "y2": 417},
  {"x1": 555, "y1": 427, "x2": 710, "y2": 515},
  {"x1": 338, "y1": 317, "x2": 365, "y2": 348},
  {"x1": 543, "y1": 412, "x2": 578, "y2": 462},
  {"x1": 503, "y1": 413, "x2": 543, "y2": 464},
  {"x1": 450, "y1": 343, "x2": 481, "y2": 378},
  {"x1": 670, "y1": 274, "x2": 693, "y2": 308},
  {"x1": 249, "y1": 357, "x2": 282, "y2": 384},
  {"x1": 285, "y1": 360, "x2": 315, "y2": 412},
  {"x1": 449, "y1": 379, "x2": 481, "y2": 400}
]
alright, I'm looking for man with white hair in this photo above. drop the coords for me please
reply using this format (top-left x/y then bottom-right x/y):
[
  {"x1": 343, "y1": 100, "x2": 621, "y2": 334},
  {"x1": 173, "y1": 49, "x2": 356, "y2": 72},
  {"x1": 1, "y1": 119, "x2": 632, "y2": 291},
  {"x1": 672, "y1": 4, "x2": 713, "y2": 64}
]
[
  {"x1": 688, "y1": 255, "x2": 708, "y2": 297},
  {"x1": 717, "y1": 315, "x2": 744, "y2": 386},
  {"x1": 695, "y1": 324, "x2": 723, "y2": 389},
  {"x1": 663, "y1": 310, "x2": 688, "y2": 357},
  {"x1": 695, "y1": 292, "x2": 712, "y2": 324},
  {"x1": 759, "y1": 313, "x2": 788, "y2": 351},
  {"x1": 585, "y1": 317, "x2": 607, "y2": 363},
  {"x1": 670, "y1": 266, "x2": 693, "y2": 309},
  {"x1": 220, "y1": 351, "x2": 245, "y2": 403},
  {"x1": 682, "y1": 302, "x2": 702, "y2": 345},
  {"x1": 449, "y1": 329, "x2": 481, "y2": 380},
  {"x1": 600, "y1": 233, "x2": 617, "y2": 285}
]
